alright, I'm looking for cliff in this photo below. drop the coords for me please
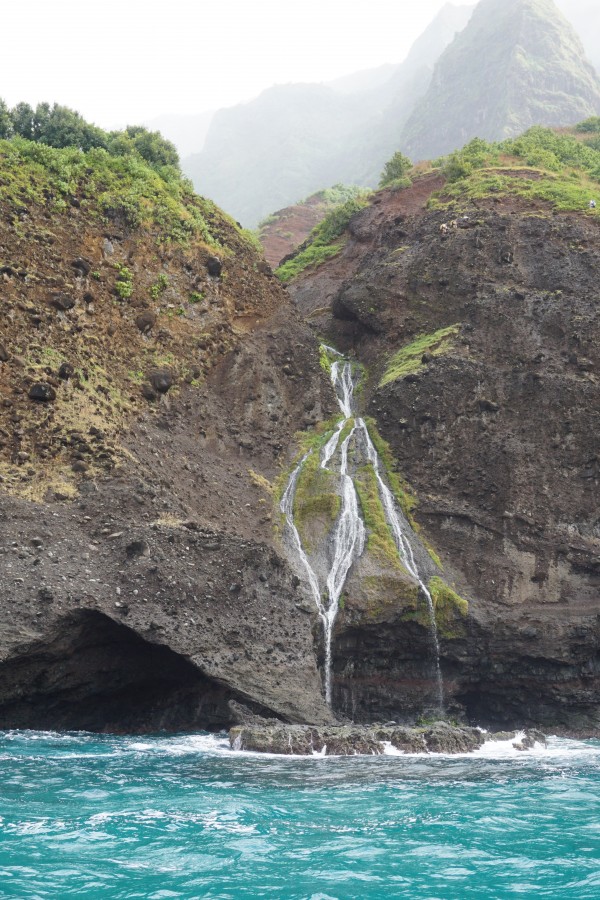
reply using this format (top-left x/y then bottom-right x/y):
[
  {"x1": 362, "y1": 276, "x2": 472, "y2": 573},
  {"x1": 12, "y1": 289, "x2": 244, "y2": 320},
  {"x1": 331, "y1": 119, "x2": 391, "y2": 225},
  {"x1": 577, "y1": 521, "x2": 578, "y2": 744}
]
[
  {"x1": 0, "y1": 137, "x2": 335, "y2": 731},
  {"x1": 2, "y1": 124, "x2": 600, "y2": 737},
  {"x1": 287, "y1": 129, "x2": 600, "y2": 735}
]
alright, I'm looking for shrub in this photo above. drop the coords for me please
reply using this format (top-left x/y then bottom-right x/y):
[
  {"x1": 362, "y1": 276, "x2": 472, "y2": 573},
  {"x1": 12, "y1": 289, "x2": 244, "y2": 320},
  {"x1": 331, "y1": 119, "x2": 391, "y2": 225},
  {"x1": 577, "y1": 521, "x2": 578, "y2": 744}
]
[{"x1": 379, "y1": 151, "x2": 413, "y2": 187}]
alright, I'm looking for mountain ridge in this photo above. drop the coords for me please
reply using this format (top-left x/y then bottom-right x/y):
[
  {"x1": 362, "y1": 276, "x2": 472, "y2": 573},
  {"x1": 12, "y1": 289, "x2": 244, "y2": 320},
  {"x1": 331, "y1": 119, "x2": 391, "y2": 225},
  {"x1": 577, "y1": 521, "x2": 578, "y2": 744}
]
[
  {"x1": 183, "y1": 4, "x2": 473, "y2": 224},
  {"x1": 402, "y1": 0, "x2": 600, "y2": 159}
]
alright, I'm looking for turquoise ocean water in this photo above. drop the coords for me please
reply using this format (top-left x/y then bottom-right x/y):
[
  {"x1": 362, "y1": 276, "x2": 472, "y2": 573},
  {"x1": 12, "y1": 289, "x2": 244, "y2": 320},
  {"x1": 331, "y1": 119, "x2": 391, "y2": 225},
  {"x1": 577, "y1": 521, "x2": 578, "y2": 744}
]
[{"x1": 1, "y1": 730, "x2": 599, "y2": 899}]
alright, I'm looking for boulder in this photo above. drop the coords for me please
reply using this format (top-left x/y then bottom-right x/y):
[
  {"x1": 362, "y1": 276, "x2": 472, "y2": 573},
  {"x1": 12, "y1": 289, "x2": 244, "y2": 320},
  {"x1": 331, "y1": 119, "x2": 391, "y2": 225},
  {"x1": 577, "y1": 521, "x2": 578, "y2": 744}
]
[
  {"x1": 49, "y1": 293, "x2": 76, "y2": 311},
  {"x1": 71, "y1": 257, "x2": 92, "y2": 276},
  {"x1": 58, "y1": 362, "x2": 75, "y2": 380},
  {"x1": 149, "y1": 370, "x2": 173, "y2": 394},
  {"x1": 135, "y1": 311, "x2": 156, "y2": 334},
  {"x1": 206, "y1": 256, "x2": 222, "y2": 277},
  {"x1": 28, "y1": 383, "x2": 56, "y2": 402}
]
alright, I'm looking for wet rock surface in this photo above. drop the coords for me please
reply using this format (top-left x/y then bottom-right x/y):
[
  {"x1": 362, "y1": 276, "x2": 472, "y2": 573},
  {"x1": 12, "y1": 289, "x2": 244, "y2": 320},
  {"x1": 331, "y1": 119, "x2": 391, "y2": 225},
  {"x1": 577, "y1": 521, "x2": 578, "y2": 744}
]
[{"x1": 229, "y1": 722, "x2": 547, "y2": 756}]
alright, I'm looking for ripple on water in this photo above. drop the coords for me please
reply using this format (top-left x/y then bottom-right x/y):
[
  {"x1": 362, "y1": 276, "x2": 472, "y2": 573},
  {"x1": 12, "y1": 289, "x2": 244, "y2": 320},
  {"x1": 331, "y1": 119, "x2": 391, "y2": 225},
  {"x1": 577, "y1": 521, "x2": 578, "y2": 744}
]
[{"x1": 1, "y1": 731, "x2": 599, "y2": 899}]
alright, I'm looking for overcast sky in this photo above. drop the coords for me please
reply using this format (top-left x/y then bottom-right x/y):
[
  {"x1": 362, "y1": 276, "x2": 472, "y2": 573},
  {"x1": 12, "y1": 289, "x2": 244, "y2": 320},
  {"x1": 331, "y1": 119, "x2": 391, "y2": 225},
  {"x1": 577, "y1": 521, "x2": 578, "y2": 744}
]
[{"x1": 0, "y1": 0, "x2": 593, "y2": 129}]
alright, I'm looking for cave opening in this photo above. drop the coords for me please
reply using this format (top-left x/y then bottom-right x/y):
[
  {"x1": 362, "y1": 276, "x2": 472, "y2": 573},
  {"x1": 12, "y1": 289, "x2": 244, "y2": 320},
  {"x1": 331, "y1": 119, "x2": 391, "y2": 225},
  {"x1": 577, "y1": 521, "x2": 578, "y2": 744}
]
[{"x1": 0, "y1": 610, "x2": 238, "y2": 733}]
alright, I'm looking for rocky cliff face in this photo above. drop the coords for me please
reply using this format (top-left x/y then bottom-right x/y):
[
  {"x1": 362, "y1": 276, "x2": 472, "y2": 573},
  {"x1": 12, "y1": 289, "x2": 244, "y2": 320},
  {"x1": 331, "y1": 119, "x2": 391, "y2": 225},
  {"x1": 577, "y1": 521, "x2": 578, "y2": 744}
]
[
  {"x1": 288, "y1": 172, "x2": 600, "y2": 736},
  {"x1": 0, "y1": 141, "x2": 336, "y2": 731},
  {"x1": 2, "y1": 131, "x2": 600, "y2": 738}
]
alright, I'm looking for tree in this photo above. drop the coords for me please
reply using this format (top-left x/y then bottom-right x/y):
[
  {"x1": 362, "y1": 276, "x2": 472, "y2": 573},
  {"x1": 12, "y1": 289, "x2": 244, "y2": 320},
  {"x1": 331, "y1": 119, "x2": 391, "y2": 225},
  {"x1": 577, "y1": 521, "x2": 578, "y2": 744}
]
[
  {"x1": 11, "y1": 102, "x2": 35, "y2": 140},
  {"x1": 379, "y1": 151, "x2": 412, "y2": 187},
  {"x1": 0, "y1": 98, "x2": 12, "y2": 139},
  {"x1": 34, "y1": 103, "x2": 108, "y2": 151},
  {"x1": 109, "y1": 126, "x2": 180, "y2": 170}
]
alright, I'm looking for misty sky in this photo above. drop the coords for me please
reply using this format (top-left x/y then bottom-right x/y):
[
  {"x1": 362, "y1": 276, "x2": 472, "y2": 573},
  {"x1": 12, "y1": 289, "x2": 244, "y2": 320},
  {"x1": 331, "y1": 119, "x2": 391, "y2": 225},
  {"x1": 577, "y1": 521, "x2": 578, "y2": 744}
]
[{"x1": 0, "y1": 0, "x2": 594, "y2": 129}]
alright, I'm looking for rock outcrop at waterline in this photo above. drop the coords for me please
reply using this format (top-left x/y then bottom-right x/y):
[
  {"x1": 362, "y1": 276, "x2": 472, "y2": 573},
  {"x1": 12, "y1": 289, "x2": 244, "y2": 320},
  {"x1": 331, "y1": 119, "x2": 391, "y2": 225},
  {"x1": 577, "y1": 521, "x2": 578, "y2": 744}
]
[{"x1": 229, "y1": 723, "x2": 547, "y2": 755}]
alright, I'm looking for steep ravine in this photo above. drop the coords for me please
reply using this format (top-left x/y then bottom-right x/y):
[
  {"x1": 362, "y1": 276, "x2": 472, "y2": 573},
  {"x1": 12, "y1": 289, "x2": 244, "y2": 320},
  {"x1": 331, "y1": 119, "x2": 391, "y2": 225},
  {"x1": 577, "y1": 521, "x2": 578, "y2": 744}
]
[{"x1": 288, "y1": 177, "x2": 600, "y2": 735}]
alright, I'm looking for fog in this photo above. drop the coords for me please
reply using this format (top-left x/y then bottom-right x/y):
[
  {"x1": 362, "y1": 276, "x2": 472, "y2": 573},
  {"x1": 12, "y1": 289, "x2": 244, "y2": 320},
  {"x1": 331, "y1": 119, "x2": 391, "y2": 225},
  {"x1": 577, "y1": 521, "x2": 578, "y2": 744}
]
[{"x1": 0, "y1": 0, "x2": 595, "y2": 129}]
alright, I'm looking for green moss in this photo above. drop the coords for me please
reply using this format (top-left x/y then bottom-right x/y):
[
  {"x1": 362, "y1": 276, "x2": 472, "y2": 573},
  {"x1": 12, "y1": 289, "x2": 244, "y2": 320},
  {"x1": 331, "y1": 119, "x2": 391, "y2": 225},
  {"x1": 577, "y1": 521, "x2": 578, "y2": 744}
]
[
  {"x1": 427, "y1": 547, "x2": 444, "y2": 571},
  {"x1": 360, "y1": 574, "x2": 419, "y2": 620},
  {"x1": 338, "y1": 417, "x2": 355, "y2": 446},
  {"x1": 429, "y1": 577, "x2": 469, "y2": 639},
  {"x1": 294, "y1": 452, "x2": 341, "y2": 553},
  {"x1": 277, "y1": 241, "x2": 343, "y2": 283},
  {"x1": 362, "y1": 418, "x2": 419, "y2": 528},
  {"x1": 319, "y1": 344, "x2": 335, "y2": 374},
  {"x1": 295, "y1": 416, "x2": 342, "y2": 455},
  {"x1": 272, "y1": 415, "x2": 342, "y2": 507},
  {"x1": 355, "y1": 463, "x2": 406, "y2": 573},
  {"x1": 379, "y1": 325, "x2": 460, "y2": 387}
]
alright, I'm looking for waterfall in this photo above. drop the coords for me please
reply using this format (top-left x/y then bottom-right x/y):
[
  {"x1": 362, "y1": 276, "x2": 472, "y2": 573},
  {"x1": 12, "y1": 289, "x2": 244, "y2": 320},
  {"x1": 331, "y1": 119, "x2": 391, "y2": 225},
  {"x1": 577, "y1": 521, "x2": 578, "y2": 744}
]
[{"x1": 280, "y1": 346, "x2": 443, "y2": 711}]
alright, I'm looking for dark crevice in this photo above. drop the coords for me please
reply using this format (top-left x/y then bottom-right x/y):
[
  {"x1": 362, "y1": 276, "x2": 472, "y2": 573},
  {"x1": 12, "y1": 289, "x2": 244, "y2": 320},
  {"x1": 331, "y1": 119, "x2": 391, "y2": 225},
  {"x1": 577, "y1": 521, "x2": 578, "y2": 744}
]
[{"x1": 0, "y1": 610, "x2": 268, "y2": 733}]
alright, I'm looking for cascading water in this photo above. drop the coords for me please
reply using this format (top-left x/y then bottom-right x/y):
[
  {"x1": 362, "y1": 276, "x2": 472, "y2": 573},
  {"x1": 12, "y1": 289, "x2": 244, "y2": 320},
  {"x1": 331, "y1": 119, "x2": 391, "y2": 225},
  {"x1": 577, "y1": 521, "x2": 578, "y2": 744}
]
[{"x1": 281, "y1": 345, "x2": 443, "y2": 710}]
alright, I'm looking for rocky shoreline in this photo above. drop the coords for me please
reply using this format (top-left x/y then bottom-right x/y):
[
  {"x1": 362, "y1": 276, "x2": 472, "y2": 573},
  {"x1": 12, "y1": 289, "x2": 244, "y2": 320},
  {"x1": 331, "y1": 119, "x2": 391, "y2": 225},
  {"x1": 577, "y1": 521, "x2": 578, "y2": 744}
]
[{"x1": 229, "y1": 722, "x2": 547, "y2": 756}]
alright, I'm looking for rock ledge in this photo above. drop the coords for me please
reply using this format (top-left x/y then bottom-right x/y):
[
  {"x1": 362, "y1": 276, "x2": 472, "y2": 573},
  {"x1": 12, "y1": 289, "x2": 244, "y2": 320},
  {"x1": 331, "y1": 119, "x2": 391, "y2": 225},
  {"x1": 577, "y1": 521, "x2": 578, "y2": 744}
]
[{"x1": 229, "y1": 723, "x2": 547, "y2": 756}]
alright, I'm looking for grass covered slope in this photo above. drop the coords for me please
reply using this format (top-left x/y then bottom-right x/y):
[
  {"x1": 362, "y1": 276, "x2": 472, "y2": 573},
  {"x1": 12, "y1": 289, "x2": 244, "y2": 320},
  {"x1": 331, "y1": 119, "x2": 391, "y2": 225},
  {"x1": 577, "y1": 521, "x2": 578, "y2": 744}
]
[
  {"x1": 429, "y1": 125, "x2": 600, "y2": 212},
  {"x1": 258, "y1": 184, "x2": 367, "y2": 268},
  {"x1": 276, "y1": 193, "x2": 370, "y2": 283},
  {"x1": 0, "y1": 137, "x2": 284, "y2": 501}
]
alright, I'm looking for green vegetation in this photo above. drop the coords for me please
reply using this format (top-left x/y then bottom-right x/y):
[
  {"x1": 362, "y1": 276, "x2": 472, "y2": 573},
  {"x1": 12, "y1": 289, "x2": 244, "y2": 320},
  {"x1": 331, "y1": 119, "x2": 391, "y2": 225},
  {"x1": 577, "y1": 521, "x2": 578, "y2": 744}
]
[
  {"x1": 361, "y1": 574, "x2": 420, "y2": 620},
  {"x1": 379, "y1": 151, "x2": 413, "y2": 188},
  {"x1": 355, "y1": 464, "x2": 407, "y2": 572},
  {"x1": 0, "y1": 99, "x2": 179, "y2": 170},
  {"x1": 429, "y1": 577, "x2": 469, "y2": 639},
  {"x1": 575, "y1": 117, "x2": 600, "y2": 134},
  {"x1": 294, "y1": 451, "x2": 341, "y2": 553},
  {"x1": 150, "y1": 273, "x2": 169, "y2": 300},
  {"x1": 272, "y1": 416, "x2": 342, "y2": 506},
  {"x1": 362, "y1": 418, "x2": 419, "y2": 528},
  {"x1": 319, "y1": 344, "x2": 335, "y2": 374},
  {"x1": 379, "y1": 325, "x2": 461, "y2": 387},
  {"x1": 318, "y1": 184, "x2": 368, "y2": 207},
  {"x1": 240, "y1": 228, "x2": 263, "y2": 254},
  {"x1": 115, "y1": 265, "x2": 134, "y2": 300},
  {"x1": 0, "y1": 136, "x2": 218, "y2": 245},
  {"x1": 429, "y1": 127, "x2": 600, "y2": 213},
  {"x1": 257, "y1": 187, "x2": 371, "y2": 238},
  {"x1": 276, "y1": 194, "x2": 370, "y2": 283}
]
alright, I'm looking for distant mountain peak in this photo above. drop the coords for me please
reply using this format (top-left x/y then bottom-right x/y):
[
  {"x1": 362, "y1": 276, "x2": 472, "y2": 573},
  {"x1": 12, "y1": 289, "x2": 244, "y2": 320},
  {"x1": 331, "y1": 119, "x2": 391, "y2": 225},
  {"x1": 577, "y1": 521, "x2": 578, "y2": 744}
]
[{"x1": 402, "y1": 0, "x2": 600, "y2": 161}]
